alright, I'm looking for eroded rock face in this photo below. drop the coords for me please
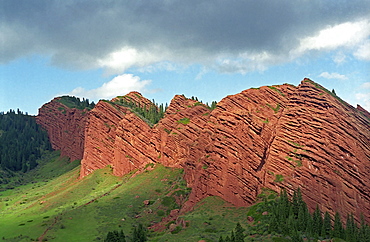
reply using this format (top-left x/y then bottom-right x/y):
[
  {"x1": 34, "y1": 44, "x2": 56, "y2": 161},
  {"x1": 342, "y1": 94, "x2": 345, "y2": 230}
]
[
  {"x1": 80, "y1": 92, "x2": 210, "y2": 177},
  {"x1": 77, "y1": 80, "x2": 370, "y2": 224},
  {"x1": 36, "y1": 97, "x2": 89, "y2": 161},
  {"x1": 183, "y1": 79, "x2": 370, "y2": 224}
]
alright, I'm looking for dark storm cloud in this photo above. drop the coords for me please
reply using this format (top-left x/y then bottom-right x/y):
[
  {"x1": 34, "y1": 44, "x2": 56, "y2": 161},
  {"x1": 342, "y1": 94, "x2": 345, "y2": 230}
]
[{"x1": 1, "y1": 0, "x2": 369, "y2": 71}]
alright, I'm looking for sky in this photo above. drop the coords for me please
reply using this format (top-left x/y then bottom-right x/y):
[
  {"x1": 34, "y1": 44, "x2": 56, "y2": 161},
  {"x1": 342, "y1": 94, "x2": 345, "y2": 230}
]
[{"x1": 1, "y1": 0, "x2": 370, "y2": 115}]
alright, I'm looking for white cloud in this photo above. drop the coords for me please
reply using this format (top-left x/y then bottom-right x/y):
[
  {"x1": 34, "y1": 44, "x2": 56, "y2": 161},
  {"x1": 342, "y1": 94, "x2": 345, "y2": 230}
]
[
  {"x1": 318, "y1": 72, "x2": 348, "y2": 80},
  {"x1": 97, "y1": 47, "x2": 166, "y2": 75},
  {"x1": 333, "y1": 52, "x2": 346, "y2": 65},
  {"x1": 70, "y1": 74, "x2": 151, "y2": 100},
  {"x1": 355, "y1": 92, "x2": 370, "y2": 111},
  {"x1": 297, "y1": 20, "x2": 370, "y2": 53},
  {"x1": 354, "y1": 40, "x2": 370, "y2": 61},
  {"x1": 2, "y1": 2, "x2": 370, "y2": 75},
  {"x1": 361, "y1": 82, "x2": 370, "y2": 89}
]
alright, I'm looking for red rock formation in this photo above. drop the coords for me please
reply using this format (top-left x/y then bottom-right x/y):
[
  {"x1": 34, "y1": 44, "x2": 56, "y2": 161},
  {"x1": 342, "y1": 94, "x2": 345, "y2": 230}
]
[
  {"x1": 80, "y1": 92, "x2": 160, "y2": 177},
  {"x1": 183, "y1": 79, "x2": 370, "y2": 224},
  {"x1": 36, "y1": 97, "x2": 89, "y2": 161},
  {"x1": 77, "y1": 79, "x2": 370, "y2": 224},
  {"x1": 80, "y1": 92, "x2": 210, "y2": 177}
]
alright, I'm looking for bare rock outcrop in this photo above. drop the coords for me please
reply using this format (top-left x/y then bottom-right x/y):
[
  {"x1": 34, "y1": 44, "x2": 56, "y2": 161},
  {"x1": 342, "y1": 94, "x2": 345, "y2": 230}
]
[
  {"x1": 183, "y1": 79, "x2": 370, "y2": 224},
  {"x1": 49, "y1": 79, "x2": 369, "y2": 224},
  {"x1": 36, "y1": 97, "x2": 89, "y2": 161}
]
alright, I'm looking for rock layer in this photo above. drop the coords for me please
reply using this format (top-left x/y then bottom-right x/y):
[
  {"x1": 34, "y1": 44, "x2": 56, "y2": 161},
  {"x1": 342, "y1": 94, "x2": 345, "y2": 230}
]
[
  {"x1": 183, "y1": 79, "x2": 370, "y2": 224},
  {"x1": 36, "y1": 97, "x2": 89, "y2": 161},
  {"x1": 42, "y1": 80, "x2": 370, "y2": 224}
]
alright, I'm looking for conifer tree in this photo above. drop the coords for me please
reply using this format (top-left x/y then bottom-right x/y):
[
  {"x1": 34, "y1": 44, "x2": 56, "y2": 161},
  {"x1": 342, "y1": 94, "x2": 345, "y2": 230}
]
[
  {"x1": 346, "y1": 214, "x2": 358, "y2": 242},
  {"x1": 230, "y1": 230, "x2": 235, "y2": 242},
  {"x1": 312, "y1": 205, "x2": 323, "y2": 237},
  {"x1": 333, "y1": 212, "x2": 344, "y2": 239},
  {"x1": 358, "y1": 214, "x2": 370, "y2": 242},
  {"x1": 132, "y1": 224, "x2": 147, "y2": 242},
  {"x1": 321, "y1": 211, "x2": 332, "y2": 238},
  {"x1": 234, "y1": 222, "x2": 245, "y2": 242}
]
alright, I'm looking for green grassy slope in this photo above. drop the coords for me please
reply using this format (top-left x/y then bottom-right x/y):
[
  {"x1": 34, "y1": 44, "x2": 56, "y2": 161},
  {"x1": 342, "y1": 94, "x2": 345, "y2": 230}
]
[
  {"x1": 1, "y1": 153, "x2": 357, "y2": 242},
  {"x1": 1, "y1": 152, "x2": 267, "y2": 242},
  {"x1": 5, "y1": 153, "x2": 357, "y2": 242}
]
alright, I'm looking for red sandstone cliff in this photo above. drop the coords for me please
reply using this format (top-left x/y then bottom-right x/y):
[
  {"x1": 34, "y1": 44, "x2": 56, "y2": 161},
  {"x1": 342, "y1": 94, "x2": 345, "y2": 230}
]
[
  {"x1": 36, "y1": 97, "x2": 89, "y2": 161},
  {"x1": 62, "y1": 79, "x2": 370, "y2": 224},
  {"x1": 183, "y1": 79, "x2": 370, "y2": 224}
]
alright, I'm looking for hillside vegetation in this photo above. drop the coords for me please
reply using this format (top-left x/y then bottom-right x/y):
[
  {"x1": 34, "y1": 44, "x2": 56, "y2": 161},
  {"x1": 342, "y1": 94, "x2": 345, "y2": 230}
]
[
  {"x1": 1, "y1": 154, "x2": 368, "y2": 241},
  {"x1": 0, "y1": 110, "x2": 52, "y2": 184}
]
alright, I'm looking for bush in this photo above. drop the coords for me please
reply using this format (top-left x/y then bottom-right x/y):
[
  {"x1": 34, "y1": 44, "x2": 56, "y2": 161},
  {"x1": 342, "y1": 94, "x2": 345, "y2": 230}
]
[{"x1": 157, "y1": 210, "x2": 165, "y2": 216}]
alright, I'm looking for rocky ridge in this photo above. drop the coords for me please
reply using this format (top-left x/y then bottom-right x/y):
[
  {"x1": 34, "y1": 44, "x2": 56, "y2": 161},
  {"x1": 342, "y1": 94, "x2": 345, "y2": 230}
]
[
  {"x1": 38, "y1": 79, "x2": 370, "y2": 224},
  {"x1": 36, "y1": 97, "x2": 89, "y2": 161}
]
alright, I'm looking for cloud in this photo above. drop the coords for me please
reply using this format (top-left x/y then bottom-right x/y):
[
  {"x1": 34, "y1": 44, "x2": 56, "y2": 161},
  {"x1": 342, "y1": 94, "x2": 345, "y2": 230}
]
[
  {"x1": 355, "y1": 92, "x2": 370, "y2": 111},
  {"x1": 361, "y1": 82, "x2": 370, "y2": 89},
  {"x1": 333, "y1": 52, "x2": 347, "y2": 65},
  {"x1": 354, "y1": 40, "x2": 370, "y2": 60},
  {"x1": 70, "y1": 74, "x2": 151, "y2": 100},
  {"x1": 296, "y1": 20, "x2": 370, "y2": 53},
  {"x1": 318, "y1": 72, "x2": 348, "y2": 80},
  {"x1": 1, "y1": 1, "x2": 370, "y2": 74}
]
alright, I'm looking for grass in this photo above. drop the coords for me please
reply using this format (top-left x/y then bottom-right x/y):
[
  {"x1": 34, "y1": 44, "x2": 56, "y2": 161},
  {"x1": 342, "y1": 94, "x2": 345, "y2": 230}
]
[
  {"x1": 274, "y1": 174, "x2": 284, "y2": 183},
  {"x1": 0, "y1": 154, "x2": 297, "y2": 242},
  {"x1": 287, "y1": 140, "x2": 304, "y2": 148},
  {"x1": 267, "y1": 86, "x2": 285, "y2": 97},
  {"x1": 266, "y1": 103, "x2": 281, "y2": 113},
  {"x1": 0, "y1": 157, "x2": 190, "y2": 241},
  {"x1": 176, "y1": 117, "x2": 190, "y2": 125}
]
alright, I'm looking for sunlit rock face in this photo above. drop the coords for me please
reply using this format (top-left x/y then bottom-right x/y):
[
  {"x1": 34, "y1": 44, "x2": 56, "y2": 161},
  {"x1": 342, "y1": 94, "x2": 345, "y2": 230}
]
[
  {"x1": 39, "y1": 80, "x2": 370, "y2": 224},
  {"x1": 37, "y1": 97, "x2": 89, "y2": 162}
]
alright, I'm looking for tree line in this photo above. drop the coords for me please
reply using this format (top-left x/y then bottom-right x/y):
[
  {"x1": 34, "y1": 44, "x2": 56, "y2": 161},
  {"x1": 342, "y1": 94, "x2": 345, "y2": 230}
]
[
  {"x1": 104, "y1": 223, "x2": 147, "y2": 242},
  {"x1": 116, "y1": 98, "x2": 166, "y2": 126},
  {"x1": 56, "y1": 96, "x2": 95, "y2": 110},
  {"x1": 0, "y1": 109, "x2": 52, "y2": 178},
  {"x1": 190, "y1": 96, "x2": 217, "y2": 110},
  {"x1": 220, "y1": 188, "x2": 370, "y2": 241}
]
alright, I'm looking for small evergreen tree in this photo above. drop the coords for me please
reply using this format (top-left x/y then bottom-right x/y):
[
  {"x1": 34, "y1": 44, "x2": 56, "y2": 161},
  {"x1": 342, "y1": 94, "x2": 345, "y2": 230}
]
[
  {"x1": 333, "y1": 212, "x2": 344, "y2": 239},
  {"x1": 345, "y1": 214, "x2": 358, "y2": 242},
  {"x1": 132, "y1": 224, "x2": 147, "y2": 242},
  {"x1": 312, "y1": 205, "x2": 323, "y2": 237},
  {"x1": 234, "y1": 222, "x2": 245, "y2": 242},
  {"x1": 104, "y1": 230, "x2": 125, "y2": 242},
  {"x1": 321, "y1": 211, "x2": 332, "y2": 238}
]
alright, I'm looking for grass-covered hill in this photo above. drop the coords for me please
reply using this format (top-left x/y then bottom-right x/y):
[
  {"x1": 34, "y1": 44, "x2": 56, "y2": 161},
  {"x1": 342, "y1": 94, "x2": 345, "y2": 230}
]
[{"x1": 1, "y1": 152, "x2": 369, "y2": 242}]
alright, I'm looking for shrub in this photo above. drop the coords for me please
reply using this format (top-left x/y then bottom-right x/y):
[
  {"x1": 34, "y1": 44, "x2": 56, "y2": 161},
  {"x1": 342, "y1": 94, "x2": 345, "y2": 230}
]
[
  {"x1": 157, "y1": 210, "x2": 165, "y2": 216},
  {"x1": 177, "y1": 117, "x2": 190, "y2": 125},
  {"x1": 274, "y1": 174, "x2": 284, "y2": 183}
]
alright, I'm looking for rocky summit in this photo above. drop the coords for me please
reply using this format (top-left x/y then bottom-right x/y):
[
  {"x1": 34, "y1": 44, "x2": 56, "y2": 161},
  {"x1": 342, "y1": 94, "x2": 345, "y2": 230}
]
[{"x1": 37, "y1": 78, "x2": 370, "y2": 224}]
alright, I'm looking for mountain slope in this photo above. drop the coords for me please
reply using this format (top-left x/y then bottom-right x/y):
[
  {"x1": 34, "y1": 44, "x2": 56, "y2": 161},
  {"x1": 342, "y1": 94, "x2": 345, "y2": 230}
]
[
  {"x1": 38, "y1": 78, "x2": 370, "y2": 224},
  {"x1": 36, "y1": 96, "x2": 93, "y2": 161}
]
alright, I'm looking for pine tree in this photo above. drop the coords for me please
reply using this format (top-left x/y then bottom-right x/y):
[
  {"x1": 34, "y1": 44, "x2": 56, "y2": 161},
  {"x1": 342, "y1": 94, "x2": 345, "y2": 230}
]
[
  {"x1": 358, "y1": 214, "x2": 370, "y2": 242},
  {"x1": 333, "y1": 212, "x2": 344, "y2": 239},
  {"x1": 297, "y1": 200, "x2": 309, "y2": 231},
  {"x1": 234, "y1": 222, "x2": 245, "y2": 242},
  {"x1": 305, "y1": 214, "x2": 314, "y2": 238},
  {"x1": 291, "y1": 230, "x2": 304, "y2": 242},
  {"x1": 321, "y1": 211, "x2": 332, "y2": 238},
  {"x1": 345, "y1": 214, "x2": 357, "y2": 242},
  {"x1": 312, "y1": 205, "x2": 323, "y2": 237},
  {"x1": 292, "y1": 188, "x2": 300, "y2": 218},
  {"x1": 230, "y1": 230, "x2": 235, "y2": 242},
  {"x1": 132, "y1": 224, "x2": 147, "y2": 242}
]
